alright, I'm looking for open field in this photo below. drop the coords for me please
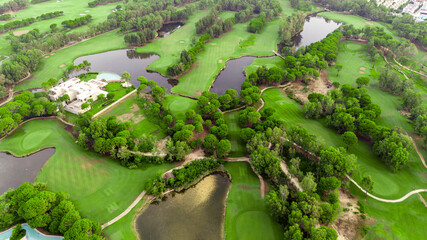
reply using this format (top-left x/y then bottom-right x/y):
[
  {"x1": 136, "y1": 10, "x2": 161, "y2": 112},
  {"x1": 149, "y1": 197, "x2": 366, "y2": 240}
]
[
  {"x1": 319, "y1": 12, "x2": 395, "y2": 36},
  {"x1": 171, "y1": 17, "x2": 280, "y2": 97},
  {"x1": 136, "y1": 10, "x2": 211, "y2": 75},
  {"x1": 0, "y1": 119, "x2": 175, "y2": 223},
  {"x1": 102, "y1": 94, "x2": 166, "y2": 139},
  {"x1": 224, "y1": 162, "x2": 283, "y2": 240},
  {"x1": 224, "y1": 111, "x2": 245, "y2": 157},
  {"x1": 15, "y1": 30, "x2": 126, "y2": 91},
  {"x1": 162, "y1": 94, "x2": 197, "y2": 121},
  {"x1": 350, "y1": 185, "x2": 427, "y2": 240}
]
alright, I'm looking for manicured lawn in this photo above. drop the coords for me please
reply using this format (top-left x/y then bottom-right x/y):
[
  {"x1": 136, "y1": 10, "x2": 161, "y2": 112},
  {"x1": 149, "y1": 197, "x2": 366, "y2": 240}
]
[
  {"x1": 162, "y1": 94, "x2": 197, "y2": 121},
  {"x1": 102, "y1": 94, "x2": 166, "y2": 139},
  {"x1": 85, "y1": 83, "x2": 134, "y2": 116},
  {"x1": 136, "y1": 10, "x2": 211, "y2": 75},
  {"x1": 0, "y1": 119, "x2": 175, "y2": 224},
  {"x1": 224, "y1": 111, "x2": 246, "y2": 157},
  {"x1": 319, "y1": 12, "x2": 395, "y2": 36},
  {"x1": 224, "y1": 162, "x2": 283, "y2": 240},
  {"x1": 172, "y1": 18, "x2": 280, "y2": 97},
  {"x1": 15, "y1": 30, "x2": 126, "y2": 91},
  {"x1": 78, "y1": 72, "x2": 98, "y2": 82},
  {"x1": 103, "y1": 200, "x2": 144, "y2": 240}
]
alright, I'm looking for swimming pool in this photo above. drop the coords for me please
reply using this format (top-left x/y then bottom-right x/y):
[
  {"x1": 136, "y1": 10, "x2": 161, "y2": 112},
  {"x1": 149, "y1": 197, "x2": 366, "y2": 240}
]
[
  {"x1": 97, "y1": 72, "x2": 121, "y2": 81},
  {"x1": 0, "y1": 224, "x2": 63, "y2": 240}
]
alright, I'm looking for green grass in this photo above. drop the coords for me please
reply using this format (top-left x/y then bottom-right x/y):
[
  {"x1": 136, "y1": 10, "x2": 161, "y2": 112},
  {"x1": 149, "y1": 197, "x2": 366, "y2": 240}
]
[
  {"x1": 172, "y1": 18, "x2": 280, "y2": 97},
  {"x1": 85, "y1": 83, "x2": 133, "y2": 116},
  {"x1": 136, "y1": 10, "x2": 211, "y2": 75},
  {"x1": 318, "y1": 12, "x2": 395, "y2": 37},
  {"x1": 102, "y1": 200, "x2": 144, "y2": 240},
  {"x1": 224, "y1": 111, "x2": 245, "y2": 157},
  {"x1": 102, "y1": 94, "x2": 166, "y2": 139},
  {"x1": 224, "y1": 162, "x2": 283, "y2": 240},
  {"x1": 78, "y1": 72, "x2": 98, "y2": 82},
  {"x1": 0, "y1": 119, "x2": 175, "y2": 224},
  {"x1": 15, "y1": 30, "x2": 126, "y2": 91},
  {"x1": 162, "y1": 94, "x2": 197, "y2": 121}
]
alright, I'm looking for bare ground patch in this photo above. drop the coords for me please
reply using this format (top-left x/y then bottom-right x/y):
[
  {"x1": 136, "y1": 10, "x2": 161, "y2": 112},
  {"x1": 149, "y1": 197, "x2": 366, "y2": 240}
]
[
  {"x1": 59, "y1": 64, "x2": 65, "y2": 68},
  {"x1": 365, "y1": 22, "x2": 374, "y2": 26},
  {"x1": 184, "y1": 148, "x2": 205, "y2": 163},
  {"x1": 333, "y1": 189, "x2": 376, "y2": 240},
  {"x1": 13, "y1": 30, "x2": 29, "y2": 36},
  {"x1": 116, "y1": 104, "x2": 144, "y2": 123},
  {"x1": 290, "y1": 69, "x2": 333, "y2": 103}
]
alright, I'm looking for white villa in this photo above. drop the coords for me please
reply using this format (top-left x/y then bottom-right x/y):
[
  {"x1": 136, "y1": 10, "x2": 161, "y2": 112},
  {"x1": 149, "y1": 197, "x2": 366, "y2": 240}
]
[{"x1": 49, "y1": 78, "x2": 108, "y2": 114}]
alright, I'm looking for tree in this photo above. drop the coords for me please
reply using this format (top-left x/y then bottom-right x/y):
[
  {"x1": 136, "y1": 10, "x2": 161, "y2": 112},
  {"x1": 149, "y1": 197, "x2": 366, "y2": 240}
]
[
  {"x1": 301, "y1": 172, "x2": 317, "y2": 193},
  {"x1": 356, "y1": 76, "x2": 370, "y2": 88},
  {"x1": 203, "y1": 134, "x2": 218, "y2": 154},
  {"x1": 361, "y1": 176, "x2": 374, "y2": 198},
  {"x1": 10, "y1": 224, "x2": 26, "y2": 240},
  {"x1": 97, "y1": 94, "x2": 105, "y2": 101},
  {"x1": 335, "y1": 64, "x2": 343, "y2": 76},
  {"x1": 121, "y1": 71, "x2": 131, "y2": 84},
  {"x1": 107, "y1": 92, "x2": 115, "y2": 100},
  {"x1": 342, "y1": 131, "x2": 358, "y2": 150},
  {"x1": 216, "y1": 139, "x2": 231, "y2": 158},
  {"x1": 81, "y1": 103, "x2": 89, "y2": 110}
]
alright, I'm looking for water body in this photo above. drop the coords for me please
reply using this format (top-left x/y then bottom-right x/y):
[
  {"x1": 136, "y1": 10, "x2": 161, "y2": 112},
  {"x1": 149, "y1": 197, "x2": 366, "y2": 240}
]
[
  {"x1": 136, "y1": 174, "x2": 231, "y2": 240},
  {"x1": 0, "y1": 148, "x2": 55, "y2": 194},
  {"x1": 211, "y1": 15, "x2": 341, "y2": 95},
  {"x1": 0, "y1": 224, "x2": 63, "y2": 240},
  {"x1": 74, "y1": 49, "x2": 177, "y2": 92},
  {"x1": 158, "y1": 22, "x2": 183, "y2": 37},
  {"x1": 292, "y1": 15, "x2": 341, "y2": 49}
]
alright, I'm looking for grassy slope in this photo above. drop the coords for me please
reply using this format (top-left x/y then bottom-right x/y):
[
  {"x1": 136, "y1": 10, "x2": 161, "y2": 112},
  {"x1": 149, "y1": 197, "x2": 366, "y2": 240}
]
[
  {"x1": 0, "y1": 119, "x2": 175, "y2": 224},
  {"x1": 15, "y1": 30, "x2": 126, "y2": 91},
  {"x1": 171, "y1": 16, "x2": 280, "y2": 97},
  {"x1": 162, "y1": 94, "x2": 197, "y2": 121},
  {"x1": 224, "y1": 111, "x2": 245, "y2": 157},
  {"x1": 102, "y1": 94, "x2": 166, "y2": 139},
  {"x1": 318, "y1": 12, "x2": 395, "y2": 36},
  {"x1": 136, "y1": 10, "x2": 211, "y2": 75},
  {"x1": 224, "y1": 162, "x2": 283, "y2": 240}
]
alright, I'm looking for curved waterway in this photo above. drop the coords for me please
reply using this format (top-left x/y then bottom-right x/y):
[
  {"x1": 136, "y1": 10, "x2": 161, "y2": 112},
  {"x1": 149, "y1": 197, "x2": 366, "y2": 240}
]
[
  {"x1": 0, "y1": 148, "x2": 55, "y2": 194},
  {"x1": 136, "y1": 174, "x2": 231, "y2": 240},
  {"x1": 211, "y1": 15, "x2": 341, "y2": 95},
  {"x1": 73, "y1": 49, "x2": 177, "y2": 92}
]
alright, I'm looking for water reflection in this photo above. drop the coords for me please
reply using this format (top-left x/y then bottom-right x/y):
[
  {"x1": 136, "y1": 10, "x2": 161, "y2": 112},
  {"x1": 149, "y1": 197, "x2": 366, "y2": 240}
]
[
  {"x1": 136, "y1": 174, "x2": 230, "y2": 240},
  {"x1": 292, "y1": 15, "x2": 341, "y2": 49},
  {"x1": 0, "y1": 148, "x2": 55, "y2": 194}
]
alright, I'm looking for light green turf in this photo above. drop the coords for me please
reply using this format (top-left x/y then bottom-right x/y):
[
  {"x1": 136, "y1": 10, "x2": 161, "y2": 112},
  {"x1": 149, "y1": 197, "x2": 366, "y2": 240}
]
[
  {"x1": 0, "y1": 119, "x2": 175, "y2": 223},
  {"x1": 224, "y1": 162, "x2": 283, "y2": 240},
  {"x1": 319, "y1": 12, "x2": 395, "y2": 36},
  {"x1": 14, "y1": 30, "x2": 126, "y2": 91},
  {"x1": 162, "y1": 94, "x2": 197, "y2": 121},
  {"x1": 349, "y1": 184, "x2": 427, "y2": 240},
  {"x1": 172, "y1": 18, "x2": 280, "y2": 97},
  {"x1": 102, "y1": 94, "x2": 166, "y2": 139},
  {"x1": 224, "y1": 111, "x2": 245, "y2": 157},
  {"x1": 136, "y1": 10, "x2": 211, "y2": 75}
]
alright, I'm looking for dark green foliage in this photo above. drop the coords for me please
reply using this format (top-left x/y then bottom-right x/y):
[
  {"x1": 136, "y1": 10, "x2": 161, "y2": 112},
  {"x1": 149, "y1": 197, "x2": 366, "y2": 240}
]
[
  {"x1": 166, "y1": 159, "x2": 220, "y2": 188},
  {"x1": 10, "y1": 224, "x2": 26, "y2": 240},
  {"x1": 88, "y1": 0, "x2": 120, "y2": 8},
  {"x1": 61, "y1": 15, "x2": 92, "y2": 29},
  {"x1": 0, "y1": 183, "x2": 103, "y2": 239}
]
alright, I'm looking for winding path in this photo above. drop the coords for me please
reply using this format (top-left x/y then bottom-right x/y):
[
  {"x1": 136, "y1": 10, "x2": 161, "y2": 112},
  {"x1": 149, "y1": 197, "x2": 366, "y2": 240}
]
[
  {"x1": 346, "y1": 175, "x2": 427, "y2": 203},
  {"x1": 101, "y1": 191, "x2": 146, "y2": 229},
  {"x1": 393, "y1": 57, "x2": 427, "y2": 78},
  {"x1": 406, "y1": 133, "x2": 427, "y2": 168},
  {"x1": 280, "y1": 161, "x2": 303, "y2": 192}
]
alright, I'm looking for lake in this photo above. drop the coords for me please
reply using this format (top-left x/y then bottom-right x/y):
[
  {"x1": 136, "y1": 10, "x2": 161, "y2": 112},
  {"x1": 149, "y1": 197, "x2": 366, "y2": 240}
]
[
  {"x1": 136, "y1": 174, "x2": 231, "y2": 240},
  {"x1": 74, "y1": 49, "x2": 178, "y2": 92},
  {"x1": 0, "y1": 148, "x2": 55, "y2": 194}
]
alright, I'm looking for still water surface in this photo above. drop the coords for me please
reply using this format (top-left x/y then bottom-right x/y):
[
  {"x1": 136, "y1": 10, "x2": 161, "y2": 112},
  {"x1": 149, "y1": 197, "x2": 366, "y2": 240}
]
[{"x1": 136, "y1": 174, "x2": 231, "y2": 240}]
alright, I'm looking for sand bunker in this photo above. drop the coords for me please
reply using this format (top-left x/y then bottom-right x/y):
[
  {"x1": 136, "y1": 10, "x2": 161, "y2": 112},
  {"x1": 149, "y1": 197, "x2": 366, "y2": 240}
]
[
  {"x1": 218, "y1": 59, "x2": 223, "y2": 63},
  {"x1": 59, "y1": 64, "x2": 65, "y2": 68},
  {"x1": 359, "y1": 71, "x2": 365, "y2": 74},
  {"x1": 44, "y1": 56, "x2": 49, "y2": 58},
  {"x1": 13, "y1": 30, "x2": 29, "y2": 36},
  {"x1": 360, "y1": 67, "x2": 366, "y2": 71},
  {"x1": 179, "y1": 40, "x2": 184, "y2": 43},
  {"x1": 365, "y1": 22, "x2": 374, "y2": 26},
  {"x1": 211, "y1": 43, "x2": 216, "y2": 45}
]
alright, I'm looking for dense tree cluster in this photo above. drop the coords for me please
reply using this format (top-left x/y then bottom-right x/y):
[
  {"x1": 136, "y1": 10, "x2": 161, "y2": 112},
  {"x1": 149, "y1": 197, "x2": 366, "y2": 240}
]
[
  {"x1": 124, "y1": 28, "x2": 157, "y2": 45},
  {"x1": 30, "y1": 0, "x2": 49, "y2": 4},
  {"x1": 36, "y1": 11, "x2": 63, "y2": 20},
  {"x1": 196, "y1": 10, "x2": 218, "y2": 34},
  {"x1": 88, "y1": 0, "x2": 121, "y2": 8},
  {"x1": 289, "y1": 0, "x2": 312, "y2": 11},
  {"x1": 303, "y1": 84, "x2": 412, "y2": 171},
  {"x1": 0, "y1": 182, "x2": 103, "y2": 239},
  {"x1": 167, "y1": 159, "x2": 220, "y2": 188},
  {"x1": 248, "y1": 13, "x2": 265, "y2": 33},
  {"x1": 279, "y1": 12, "x2": 306, "y2": 45},
  {"x1": 0, "y1": 91, "x2": 56, "y2": 136},
  {"x1": 0, "y1": 17, "x2": 35, "y2": 33},
  {"x1": 0, "y1": 0, "x2": 28, "y2": 15},
  {"x1": 61, "y1": 15, "x2": 92, "y2": 29},
  {"x1": 311, "y1": 0, "x2": 427, "y2": 47},
  {"x1": 0, "y1": 14, "x2": 12, "y2": 21}
]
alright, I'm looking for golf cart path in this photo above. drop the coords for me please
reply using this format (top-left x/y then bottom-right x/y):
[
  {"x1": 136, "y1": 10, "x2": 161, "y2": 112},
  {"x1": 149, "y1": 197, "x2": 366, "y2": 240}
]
[
  {"x1": 346, "y1": 175, "x2": 427, "y2": 203},
  {"x1": 102, "y1": 190, "x2": 146, "y2": 229},
  {"x1": 280, "y1": 161, "x2": 303, "y2": 192},
  {"x1": 406, "y1": 133, "x2": 427, "y2": 168}
]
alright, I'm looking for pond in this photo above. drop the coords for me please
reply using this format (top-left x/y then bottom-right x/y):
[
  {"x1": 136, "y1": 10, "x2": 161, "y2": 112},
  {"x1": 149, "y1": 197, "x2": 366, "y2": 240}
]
[
  {"x1": 0, "y1": 148, "x2": 55, "y2": 194},
  {"x1": 0, "y1": 224, "x2": 63, "y2": 240},
  {"x1": 158, "y1": 22, "x2": 183, "y2": 38},
  {"x1": 136, "y1": 174, "x2": 231, "y2": 240},
  {"x1": 73, "y1": 49, "x2": 178, "y2": 92},
  {"x1": 292, "y1": 15, "x2": 342, "y2": 49},
  {"x1": 211, "y1": 15, "x2": 341, "y2": 95}
]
